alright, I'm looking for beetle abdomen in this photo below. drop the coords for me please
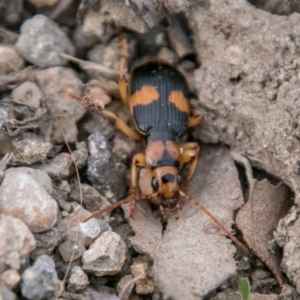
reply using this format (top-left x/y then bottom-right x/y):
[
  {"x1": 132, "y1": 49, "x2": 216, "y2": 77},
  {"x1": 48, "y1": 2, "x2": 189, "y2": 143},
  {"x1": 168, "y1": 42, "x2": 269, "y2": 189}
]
[{"x1": 130, "y1": 60, "x2": 190, "y2": 137}]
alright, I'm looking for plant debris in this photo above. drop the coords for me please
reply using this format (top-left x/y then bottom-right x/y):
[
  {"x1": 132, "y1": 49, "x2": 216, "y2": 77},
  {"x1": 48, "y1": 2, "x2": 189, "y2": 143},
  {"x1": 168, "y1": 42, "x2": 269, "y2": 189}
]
[{"x1": 237, "y1": 179, "x2": 293, "y2": 287}]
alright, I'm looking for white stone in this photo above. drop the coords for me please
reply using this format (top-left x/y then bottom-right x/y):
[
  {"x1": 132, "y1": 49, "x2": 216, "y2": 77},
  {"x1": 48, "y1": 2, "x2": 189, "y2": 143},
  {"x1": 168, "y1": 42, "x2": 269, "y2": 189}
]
[
  {"x1": 82, "y1": 232, "x2": 126, "y2": 276},
  {"x1": 0, "y1": 172, "x2": 58, "y2": 232}
]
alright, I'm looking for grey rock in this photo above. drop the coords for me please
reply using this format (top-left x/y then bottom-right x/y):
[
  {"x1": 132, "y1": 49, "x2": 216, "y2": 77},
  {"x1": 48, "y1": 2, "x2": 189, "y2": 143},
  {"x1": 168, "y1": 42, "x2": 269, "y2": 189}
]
[
  {"x1": 70, "y1": 182, "x2": 111, "y2": 213},
  {"x1": 82, "y1": 231, "x2": 126, "y2": 276},
  {"x1": 58, "y1": 207, "x2": 102, "y2": 247},
  {"x1": 6, "y1": 132, "x2": 52, "y2": 165},
  {"x1": 31, "y1": 229, "x2": 60, "y2": 260},
  {"x1": 72, "y1": 25, "x2": 98, "y2": 56},
  {"x1": 0, "y1": 284, "x2": 16, "y2": 300},
  {"x1": 0, "y1": 172, "x2": 58, "y2": 233},
  {"x1": 4, "y1": 167, "x2": 53, "y2": 195},
  {"x1": 87, "y1": 133, "x2": 126, "y2": 203},
  {"x1": 0, "y1": 0, "x2": 23, "y2": 26},
  {"x1": 35, "y1": 67, "x2": 85, "y2": 144},
  {"x1": 0, "y1": 214, "x2": 36, "y2": 271},
  {"x1": 0, "y1": 45, "x2": 24, "y2": 75},
  {"x1": 71, "y1": 142, "x2": 88, "y2": 169},
  {"x1": 279, "y1": 284, "x2": 300, "y2": 300},
  {"x1": 51, "y1": 180, "x2": 70, "y2": 202},
  {"x1": 81, "y1": 0, "x2": 143, "y2": 41},
  {"x1": 83, "y1": 111, "x2": 115, "y2": 141},
  {"x1": 34, "y1": 153, "x2": 73, "y2": 179},
  {"x1": 21, "y1": 254, "x2": 59, "y2": 300},
  {"x1": 36, "y1": 66, "x2": 82, "y2": 98},
  {"x1": 67, "y1": 266, "x2": 89, "y2": 292},
  {"x1": 15, "y1": 14, "x2": 75, "y2": 67}
]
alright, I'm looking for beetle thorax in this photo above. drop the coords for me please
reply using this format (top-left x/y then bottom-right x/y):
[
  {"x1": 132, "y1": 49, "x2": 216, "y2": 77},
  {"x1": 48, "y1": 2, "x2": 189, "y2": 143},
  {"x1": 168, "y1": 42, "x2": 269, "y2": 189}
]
[{"x1": 145, "y1": 135, "x2": 181, "y2": 169}]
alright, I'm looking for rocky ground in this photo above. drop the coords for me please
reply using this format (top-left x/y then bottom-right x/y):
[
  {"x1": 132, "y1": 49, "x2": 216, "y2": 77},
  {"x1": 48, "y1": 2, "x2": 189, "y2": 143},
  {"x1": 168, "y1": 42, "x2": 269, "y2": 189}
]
[{"x1": 1, "y1": 0, "x2": 300, "y2": 299}]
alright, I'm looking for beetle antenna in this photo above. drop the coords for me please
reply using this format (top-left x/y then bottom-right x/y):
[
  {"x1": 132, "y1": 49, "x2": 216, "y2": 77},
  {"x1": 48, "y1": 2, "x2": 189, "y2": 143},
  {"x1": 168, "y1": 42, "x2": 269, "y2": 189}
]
[
  {"x1": 83, "y1": 192, "x2": 158, "y2": 223},
  {"x1": 179, "y1": 190, "x2": 249, "y2": 253}
]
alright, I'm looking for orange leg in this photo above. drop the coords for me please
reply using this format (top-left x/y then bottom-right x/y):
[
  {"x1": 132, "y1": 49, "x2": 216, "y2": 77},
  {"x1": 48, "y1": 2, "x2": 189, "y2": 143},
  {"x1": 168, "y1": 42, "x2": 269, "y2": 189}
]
[
  {"x1": 188, "y1": 109, "x2": 203, "y2": 128},
  {"x1": 118, "y1": 34, "x2": 129, "y2": 107},
  {"x1": 159, "y1": 205, "x2": 168, "y2": 221},
  {"x1": 100, "y1": 110, "x2": 142, "y2": 141},
  {"x1": 180, "y1": 142, "x2": 200, "y2": 192},
  {"x1": 130, "y1": 153, "x2": 146, "y2": 217}
]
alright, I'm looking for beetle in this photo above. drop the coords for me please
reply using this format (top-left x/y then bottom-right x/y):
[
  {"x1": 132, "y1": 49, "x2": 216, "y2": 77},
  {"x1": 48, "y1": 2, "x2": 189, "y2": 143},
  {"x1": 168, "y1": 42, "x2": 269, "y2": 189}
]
[
  {"x1": 79, "y1": 43, "x2": 248, "y2": 252},
  {"x1": 88, "y1": 58, "x2": 202, "y2": 219}
]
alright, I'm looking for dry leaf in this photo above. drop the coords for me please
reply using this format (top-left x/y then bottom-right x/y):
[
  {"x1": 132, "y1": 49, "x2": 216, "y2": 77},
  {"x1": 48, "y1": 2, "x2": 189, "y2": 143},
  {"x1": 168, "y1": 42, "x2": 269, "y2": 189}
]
[
  {"x1": 123, "y1": 145, "x2": 243, "y2": 299},
  {"x1": 237, "y1": 179, "x2": 292, "y2": 287}
]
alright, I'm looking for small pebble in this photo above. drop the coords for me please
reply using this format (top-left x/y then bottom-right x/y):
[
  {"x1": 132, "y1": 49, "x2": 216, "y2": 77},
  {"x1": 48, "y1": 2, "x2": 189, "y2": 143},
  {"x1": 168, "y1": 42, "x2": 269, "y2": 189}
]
[
  {"x1": 0, "y1": 45, "x2": 24, "y2": 75},
  {"x1": 69, "y1": 182, "x2": 111, "y2": 213},
  {"x1": 35, "y1": 67, "x2": 85, "y2": 143},
  {"x1": 58, "y1": 238, "x2": 86, "y2": 262},
  {"x1": 36, "y1": 66, "x2": 82, "y2": 98},
  {"x1": 7, "y1": 132, "x2": 53, "y2": 165},
  {"x1": 87, "y1": 132, "x2": 126, "y2": 203},
  {"x1": 30, "y1": 229, "x2": 60, "y2": 260},
  {"x1": 130, "y1": 256, "x2": 155, "y2": 295},
  {"x1": 21, "y1": 254, "x2": 60, "y2": 300},
  {"x1": 71, "y1": 142, "x2": 88, "y2": 169},
  {"x1": 87, "y1": 38, "x2": 119, "y2": 70},
  {"x1": 0, "y1": 215, "x2": 36, "y2": 271},
  {"x1": 15, "y1": 14, "x2": 75, "y2": 67},
  {"x1": 251, "y1": 269, "x2": 272, "y2": 282},
  {"x1": 0, "y1": 269, "x2": 21, "y2": 290},
  {"x1": 11, "y1": 82, "x2": 42, "y2": 108},
  {"x1": 72, "y1": 25, "x2": 98, "y2": 55},
  {"x1": 82, "y1": 231, "x2": 126, "y2": 276},
  {"x1": 67, "y1": 266, "x2": 89, "y2": 292},
  {"x1": 117, "y1": 274, "x2": 134, "y2": 294},
  {"x1": 58, "y1": 207, "x2": 102, "y2": 247},
  {"x1": 0, "y1": 172, "x2": 58, "y2": 232},
  {"x1": 35, "y1": 153, "x2": 72, "y2": 179}
]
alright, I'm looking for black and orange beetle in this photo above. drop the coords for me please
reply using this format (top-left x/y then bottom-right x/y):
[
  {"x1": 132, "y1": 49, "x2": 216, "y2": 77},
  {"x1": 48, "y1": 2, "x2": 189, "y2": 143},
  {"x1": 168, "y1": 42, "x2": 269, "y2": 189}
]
[{"x1": 81, "y1": 45, "x2": 248, "y2": 252}]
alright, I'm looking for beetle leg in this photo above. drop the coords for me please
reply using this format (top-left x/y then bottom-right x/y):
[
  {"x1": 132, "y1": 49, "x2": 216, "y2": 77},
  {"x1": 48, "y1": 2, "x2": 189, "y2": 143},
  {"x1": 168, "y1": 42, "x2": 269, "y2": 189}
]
[
  {"x1": 100, "y1": 110, "x2": 142, "y2": 141},
  {"x1": 118, "y1": 34, "x2": 129, "y2": 107},
  {"x1": 188, "y1": 109, "x2": 203, "y2": 128},
  {"x1": 175, "y1": 201, "x2": 181, "y2": 220},
  {"x1": 159, "y1": 205, "x2": 168, "y2": 221},
  {"x1": 180, "y1": 142, "x2": 200, "y2": 192},
  {"x1": 129, "y1": 153, "x2": 146, "y2": 217}
]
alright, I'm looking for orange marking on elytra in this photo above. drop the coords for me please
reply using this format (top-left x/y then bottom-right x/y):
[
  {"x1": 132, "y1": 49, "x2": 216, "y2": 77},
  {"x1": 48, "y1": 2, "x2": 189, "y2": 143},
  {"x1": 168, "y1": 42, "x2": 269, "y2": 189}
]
[
  {"x1": 131, "y1": 85, "x2": 159, "y2": 106},
  {"x1": 168, "y1": 90, "x2": 189, "y2": 113}
]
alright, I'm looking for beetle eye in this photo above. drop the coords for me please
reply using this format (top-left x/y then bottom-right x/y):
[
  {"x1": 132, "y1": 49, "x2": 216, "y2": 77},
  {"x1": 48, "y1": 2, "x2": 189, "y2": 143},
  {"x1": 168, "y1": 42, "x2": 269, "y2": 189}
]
[
  {"x1": 151, "y1": 177, "x2": 159, "y2": 190},
  {"x1": 177, "y1": 175, "x2": 182, "y2": 185}
]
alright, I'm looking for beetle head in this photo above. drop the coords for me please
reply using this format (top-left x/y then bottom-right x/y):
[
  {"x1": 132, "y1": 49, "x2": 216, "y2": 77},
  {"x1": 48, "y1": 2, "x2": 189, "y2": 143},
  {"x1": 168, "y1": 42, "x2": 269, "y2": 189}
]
[{"x1": 151, "y1": 166, "x2": 182, "y2": 208}]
